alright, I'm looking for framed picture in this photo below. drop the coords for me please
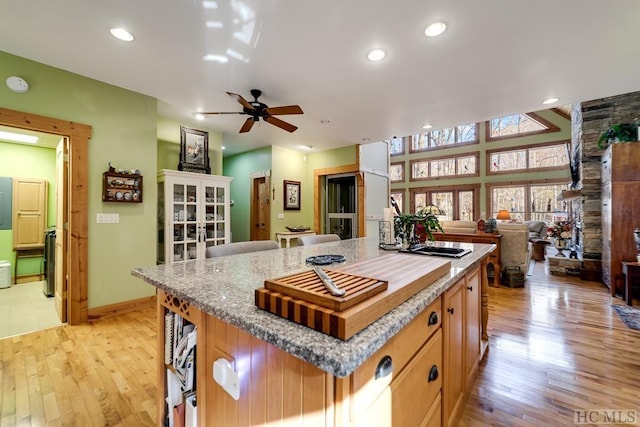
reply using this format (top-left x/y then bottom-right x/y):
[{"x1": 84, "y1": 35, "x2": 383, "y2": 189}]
[
  {"x1": 179, "y1": 126, "x2": 211, "y2": 174},
  {"x1": 283, "y1": 180, "x2": 301, "y2": 210}
]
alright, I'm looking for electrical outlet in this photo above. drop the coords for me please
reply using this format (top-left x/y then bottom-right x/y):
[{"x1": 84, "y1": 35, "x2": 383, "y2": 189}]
[{"x1": 213, "y1": 358, "x2": 239, "y2": 400}]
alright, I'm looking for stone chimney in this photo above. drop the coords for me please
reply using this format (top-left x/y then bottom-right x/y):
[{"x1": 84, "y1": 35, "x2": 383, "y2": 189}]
[{"x1": 572, "y1": 91, "x2": 640, "y2": 278}]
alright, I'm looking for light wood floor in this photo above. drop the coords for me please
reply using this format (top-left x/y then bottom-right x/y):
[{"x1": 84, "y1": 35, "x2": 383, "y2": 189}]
[{"x1": 1, "y1": 261, "x2": 639, "y2": 426}]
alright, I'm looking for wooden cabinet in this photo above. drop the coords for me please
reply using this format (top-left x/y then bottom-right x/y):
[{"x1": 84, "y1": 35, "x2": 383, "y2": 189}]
[
  {"x1": 12, "y1": 177, "x2": 47, "y2": 249},
  {"x1": 102, "y1": 170, "x2": 142, "y2": 203},
  {"x1": 601, "y1": 144, "x2": 640, "y2": 295},
  {"x1": 443, "y1": 264, "x2": 481, "y2": 427},
  {"x1": 465, "y1": 266, "x2": 481, "y2": 389},
  {"x1": 443, "y1": 278, "x2": 464, "y2": 427},
  {"x1": 158, "y1": 169, "x2": 232, "y2": 263}
]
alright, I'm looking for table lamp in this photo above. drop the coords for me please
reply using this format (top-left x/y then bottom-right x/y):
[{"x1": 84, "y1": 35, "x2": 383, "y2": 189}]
[{"x1": 496, "y1": 209, "x2": 511, "y2": 222}]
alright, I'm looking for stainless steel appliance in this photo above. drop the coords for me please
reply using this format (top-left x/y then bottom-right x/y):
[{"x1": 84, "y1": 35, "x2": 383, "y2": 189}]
[{"x1": 43, "y1": 228, "x2": 55, "y2": 297}]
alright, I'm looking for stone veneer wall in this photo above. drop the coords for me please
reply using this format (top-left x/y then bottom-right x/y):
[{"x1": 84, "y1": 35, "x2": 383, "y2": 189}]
[{"x1": 571, "y1": 91, "x2": 640, "y2": 278}]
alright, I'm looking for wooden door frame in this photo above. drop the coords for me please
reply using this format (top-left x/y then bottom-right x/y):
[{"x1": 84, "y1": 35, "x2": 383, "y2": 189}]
[
  {"x1": 249, "y1": 170, "x2": 271, "y2": 241},
  {"x1": 313, "y1": 163, "x2": 365, "y2": 236},
  {"x1": 0, "y1": 107, "x2": 90, "y2": 324}
]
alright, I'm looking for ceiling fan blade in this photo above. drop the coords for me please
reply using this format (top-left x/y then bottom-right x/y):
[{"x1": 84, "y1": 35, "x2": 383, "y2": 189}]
[
  {"x1": 227, "y1": 92, "x2": 255, "y2": 111},
  {"x1": 264, "y1": 116, "x2": 298, "y2": 133},
  {"x1": 239, "y1": 117, "x2": 255, "y2": 133},
  {"x1": 265, "y1": 105, "x2": 304, "y2": 116},
  {"x1": 199, "y1": 111, "x2": 244, "y2": 115}
]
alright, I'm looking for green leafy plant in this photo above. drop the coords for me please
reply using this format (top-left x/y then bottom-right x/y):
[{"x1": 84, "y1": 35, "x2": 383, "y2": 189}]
[
  {"x1": 394, "y1": 209, "x2": 444, "y2": 246},
  {"x1": 597, "y1": 121, "x2": 639, "y2": 149}
]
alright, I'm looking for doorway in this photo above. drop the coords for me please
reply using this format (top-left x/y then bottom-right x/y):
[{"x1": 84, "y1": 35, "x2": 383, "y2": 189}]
[
  {"x1": 325, "y1": 174, "x2": 357, "y2": 239},
  {"x1": 0, "y1": 107, "x2": 90, "y2": 325},
  {"x1": 250, "y1": 172, "x2": 271, "y2": 241}
]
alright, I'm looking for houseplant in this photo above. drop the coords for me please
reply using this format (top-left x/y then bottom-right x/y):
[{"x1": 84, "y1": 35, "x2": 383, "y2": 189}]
[
  {"x1": 394, "y1": 208, "x2": 444, "y2": 248},
  {"x1": 597, "y1": 120, "x2": 639, "y2": 149}
]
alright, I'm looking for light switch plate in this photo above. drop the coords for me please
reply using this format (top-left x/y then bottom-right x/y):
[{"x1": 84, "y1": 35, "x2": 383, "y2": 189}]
[{"x1": 277, "y1": 213, "x2": 285, "y2": 219}]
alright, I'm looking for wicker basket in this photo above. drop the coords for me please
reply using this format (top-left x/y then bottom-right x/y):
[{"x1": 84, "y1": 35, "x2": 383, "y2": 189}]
[{"x1": 503, "y1": 266, "x2": 525, "y2": 288}]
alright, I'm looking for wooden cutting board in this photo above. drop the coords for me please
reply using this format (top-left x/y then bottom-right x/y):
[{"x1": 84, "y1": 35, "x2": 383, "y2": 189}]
[
  {"x1": 264, "y1": 269, "x2": 388, "y2": 311},
  {"x1": 255, "y1": 254, "x2": 451, "y2": 340}
]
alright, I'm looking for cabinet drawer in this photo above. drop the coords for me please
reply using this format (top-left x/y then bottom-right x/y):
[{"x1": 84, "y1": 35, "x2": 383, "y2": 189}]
[
  {"x1": 350, "y1": 297, "x2": 442, "y2": 421},
  {"x1": 391, "y1": 329, "x2": 443, "y2": 427},
  {"x1": 420, "y1": 392, "x2": 442, "y2": 427}
]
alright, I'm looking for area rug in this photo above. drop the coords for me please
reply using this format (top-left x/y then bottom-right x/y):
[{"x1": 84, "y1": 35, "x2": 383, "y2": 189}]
[{"x1": 612, "y1": 305, "x2": 640, "y2": 331}]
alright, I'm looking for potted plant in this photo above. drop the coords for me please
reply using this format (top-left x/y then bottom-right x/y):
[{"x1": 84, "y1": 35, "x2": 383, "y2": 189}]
[
  {"x1": 597, "y1": 120, "x2": 639, "y2": 149},
  {"x1": 394, "y1": 209, "x2": 444, "y2": 248}
]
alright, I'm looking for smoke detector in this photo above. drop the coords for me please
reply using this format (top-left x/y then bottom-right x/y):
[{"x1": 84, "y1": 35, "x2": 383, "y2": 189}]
[{"x1": 6, "y1": 76, "x2": 29, "y2": 93}]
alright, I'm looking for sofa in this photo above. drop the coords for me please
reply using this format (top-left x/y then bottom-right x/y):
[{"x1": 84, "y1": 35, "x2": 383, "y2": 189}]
[
  {"x1": 524, "y1": 220, "x2": 548, "y2": 240},
  {"x1": 439, "y1": 220, "x2": 532, "y2": 281}
]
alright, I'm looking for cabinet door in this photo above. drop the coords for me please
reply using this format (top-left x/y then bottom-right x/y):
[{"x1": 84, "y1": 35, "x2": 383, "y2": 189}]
[
  {"x1": 443, "y1": 278, "x2": 464, "y2": 427},
  {"x1": 12, "y1": 177, "x2": 47, "y2": 249},
  {"x1": 169, "y1": 180, "x2": 200, "y2": 263},
  {"x1": 202, "y1": 181, "x2": 228, "y2": 255},
  {"x1": 465, "y1": 266, "x2": 481, "y2": 389}
]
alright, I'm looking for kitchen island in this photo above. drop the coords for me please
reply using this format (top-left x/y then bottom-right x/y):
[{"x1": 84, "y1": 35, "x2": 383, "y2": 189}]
[{"x1": 133, "y1": 237, "x2": 494, "y2": 427}]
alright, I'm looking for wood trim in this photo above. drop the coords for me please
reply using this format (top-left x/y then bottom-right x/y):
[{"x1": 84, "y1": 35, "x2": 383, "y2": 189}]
[
  {"x1": 408, "y1": 123, "x2": 480, "y2": 154},
  {"x1": 313, "y1": 163, "x2": 365, "y2": 236},
  {"x1": 485, "y1": 139, "x2": 571, "y2": 176},
  {"x1": 0, "y1": 107, "x2": 91, "y2": 324},
  {"x1": 88, "y1": 295, "x2": 156, "y2": 320},
  {"x1": 15, "y1": 273, "x2": 45, "y2": 284},
  {"x1": 409, "y1": 151, "x2": 480, "y2": 182},
  {"x1": 485, "y1": 112, "x2": 561, "y2": 142}
]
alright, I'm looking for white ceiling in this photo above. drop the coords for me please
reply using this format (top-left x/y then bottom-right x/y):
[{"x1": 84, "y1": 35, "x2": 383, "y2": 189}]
[{"x1": 1, "y1": 0, "x2": 639, "y2": 156}]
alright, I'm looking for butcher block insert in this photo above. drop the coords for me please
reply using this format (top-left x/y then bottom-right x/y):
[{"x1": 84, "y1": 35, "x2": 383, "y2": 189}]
[
  {"x1": 255, "y1": 254, "x2": 451, "y2": 340},
  {"x1": 264, "y1": 269, "x2": 388, "y2": 311}
]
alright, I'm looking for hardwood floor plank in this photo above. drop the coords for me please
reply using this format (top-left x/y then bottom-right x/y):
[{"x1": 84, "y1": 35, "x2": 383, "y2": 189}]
[
  {"x1": 461, "y1": 261, "x2": 640, "y2": 426},
  {"x1": 1, "y1": 262, "x2": 639, "y2": 426}
]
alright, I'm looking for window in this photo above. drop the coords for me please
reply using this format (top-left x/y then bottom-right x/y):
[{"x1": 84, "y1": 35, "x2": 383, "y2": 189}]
[
  {"x1": 389, "y1": 162, "x2": 404, "y2": 182},
  {"x1": 410, "y1": 152, "x2": 479, "y2": 180},
  {"x1": 390, "y1": 191, "x2": 404, "y2": 213},
  {"x1": 410, "y1": 185, "x2": 479, "y2": 220},
  {"x1": 389, "y1": 136, "x2": 405, "y2": 156},
  {"x1": 486, "y1": 112, "x2": 560, "y2": 141},
  {"x1": 488, "y1": 142, "x2": 569, "y2": 174},
  {"x1": 488, "y1": 181, "x2": 568, "y2": 222},
  {"x1": 410, "y1": 123, "x2": 479, "y2": 152}
]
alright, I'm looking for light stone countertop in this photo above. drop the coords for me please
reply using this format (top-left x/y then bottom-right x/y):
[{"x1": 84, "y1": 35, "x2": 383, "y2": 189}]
[{"x1": 132, "y1": 237, "x2": 494, "y2": 377}]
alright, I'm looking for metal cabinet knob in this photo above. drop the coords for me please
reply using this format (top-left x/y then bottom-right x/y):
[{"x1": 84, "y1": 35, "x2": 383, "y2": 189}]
[{"x1": 375, "y1": 355, "x2": 393, "y2": 379}]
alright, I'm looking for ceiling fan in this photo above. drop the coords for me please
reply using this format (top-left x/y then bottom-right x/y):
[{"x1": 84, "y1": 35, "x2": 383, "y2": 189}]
[{"x1": 200, "y1": 89, "x2": 303, "y2": 133}]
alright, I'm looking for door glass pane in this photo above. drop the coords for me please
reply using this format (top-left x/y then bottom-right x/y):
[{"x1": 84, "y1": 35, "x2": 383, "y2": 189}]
[
  {"x1": 328, "y1": 216, "x2": 355, "y2": 240},
  {"x1": 186, "y1": 185, "x2": 197, "y2": 203},
  {"x1": 326, "y1": 175, "x2": 357, "y2": 237}
]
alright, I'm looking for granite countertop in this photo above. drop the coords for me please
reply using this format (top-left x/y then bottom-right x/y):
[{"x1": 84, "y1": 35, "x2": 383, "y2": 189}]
[{"x1": 132, "y1": 237, "x2": 494, "y2": 377}]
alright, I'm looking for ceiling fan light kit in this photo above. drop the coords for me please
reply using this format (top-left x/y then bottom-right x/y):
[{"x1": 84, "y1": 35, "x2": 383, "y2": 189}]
[{"x1": 200, "y1": 89, "x2": 303, "y2": 133}]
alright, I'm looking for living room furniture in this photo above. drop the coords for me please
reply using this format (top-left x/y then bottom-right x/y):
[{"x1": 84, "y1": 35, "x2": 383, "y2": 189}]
[
  {"x1": 601, "y1": 143, "x2": 640, "y2": 296},
  {"x1": 157, "y1": 169, "x2": 232, "y2": 263},
  {"x1": 205, "y1": 240, "x2": 279, "y2": 257},
  {"x1": 431, "y1": 231, "x2": 502, "y2": 286},
  {"x1": 275, "y1": 230, "x2": 316, "y2": 248},
  {"x1": 531, "y1": 239, "x2": 551, "y2": 261},
  {"x1": 298, "y1": 233, "x2": 341, "y2": 246},
  {"x1": 622, "y1": 261, "x2": 640, "y2": 306}
]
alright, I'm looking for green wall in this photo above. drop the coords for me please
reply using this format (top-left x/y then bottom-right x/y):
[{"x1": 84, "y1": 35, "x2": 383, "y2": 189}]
[
  {"x1": 0, "y1": 142, "x2": 57, "y2": 277},
  {"x1": 1, "y1": 50, "x2": 157, "y2": 308},
  {"x1": 223, "y1": 146, "x2": 272, "y2": 242}
]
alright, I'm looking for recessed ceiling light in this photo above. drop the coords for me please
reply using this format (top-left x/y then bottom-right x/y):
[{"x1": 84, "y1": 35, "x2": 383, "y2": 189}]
[
  {"x1": 206, "y1": 21, "x2": 224, "y2": 29},
  {"x1": 543, "y1": 97, "x2": 559, "y2": 105},
  {"x1": 367, "y1": 49, "x2": 386, "y2": 62},
  {"x1": 221, "y1": 146, "x2": 226, "y2": 150},
  {"x1": 320, "y1": 120, "x2": 330, "y2": 124},
  {"x1": 422, "y1": 124, "x2": 433, "y2": 130},
  {"x1": 0, "y1": 130, "x2": 38, "y2": 144},
  {"x1": 424, "y1": 22, "x2": 447, "y2": 37},
  {"x1": 202, "y1": 1, "x2": 218, "y2": 9},
  {"x1": 362, "y1": 137, "x2": 371, "y2": 142},
  {"x1": 194, "y1": 113, "x2": 205, "y2": 121},
  {"x1": 110, "y1": 27, "x2": 134, "y2": 42},
  {"x1": 203, "y1": 54, "x2": 229, "y2": 63}
]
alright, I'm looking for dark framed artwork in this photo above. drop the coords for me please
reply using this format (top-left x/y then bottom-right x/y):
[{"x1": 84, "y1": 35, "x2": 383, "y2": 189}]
[
  {"x1": 283, "y1": 180, "x2": 301, "y2": 210},
  {"x1": 179, "y1": 126, "x2": 211, "y2": 174}
]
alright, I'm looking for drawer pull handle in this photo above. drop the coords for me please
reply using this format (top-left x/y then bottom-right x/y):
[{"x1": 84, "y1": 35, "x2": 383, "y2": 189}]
[
  {"x1": 467, "y1": 285, "x2": 473, "y2": 291},
  {"x1": 428, "y1": 365, "x2": 439, "y2": 382},
  {"x1": 428, "y1": 311, "x2": 438, "y2": 326},
  {"x1": 375, "y1": 355, "x2": 393, "y2": 380},
  {"x1": 447, "y1": 307, "x2": 454, "y2": 315}
]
